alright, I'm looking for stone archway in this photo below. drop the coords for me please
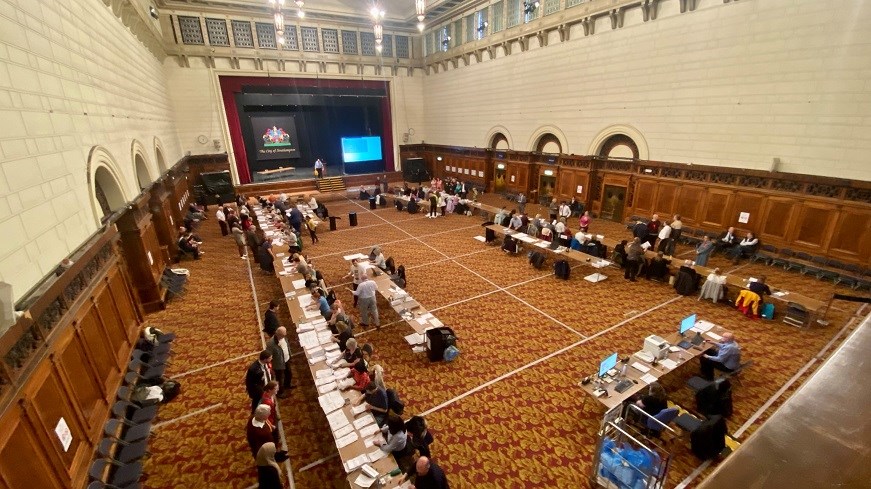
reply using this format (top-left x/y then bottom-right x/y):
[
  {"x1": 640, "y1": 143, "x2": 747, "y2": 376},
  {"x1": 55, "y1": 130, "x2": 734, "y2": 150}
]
[
  {"x1": 154, "y1": 137, "x2": 168, "y2": 174},
  {"x1": 528, "y1": 125, "x2": 568, "y2": 154},
  {"x1": 535, "y1": 133, "x2": 562, "y2": 153},
  {"x1": 485, "y1": 125, "x2": 514, "y2": 150},
  {"x1": 87, "y1": 146, "x2": 129, "y2": 226},
  {"x1": 588, "y1": 124, "x2": 649, "y2": 160}
]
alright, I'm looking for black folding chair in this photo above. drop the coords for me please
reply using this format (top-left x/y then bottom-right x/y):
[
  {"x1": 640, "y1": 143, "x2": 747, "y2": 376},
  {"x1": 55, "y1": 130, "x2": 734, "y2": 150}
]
[{"x1": 88, "y1": 459, "x2": 143, "y2": 489}]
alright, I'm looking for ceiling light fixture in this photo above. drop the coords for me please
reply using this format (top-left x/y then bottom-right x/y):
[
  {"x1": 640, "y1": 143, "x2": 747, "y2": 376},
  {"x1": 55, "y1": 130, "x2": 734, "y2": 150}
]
[
  {"x1": 270, "y1": 0, "x2": 287, "y2": 46},
  {"x1": 373, "y1": 23, "x2": 383, "y2": 44},
  {"x1": 415, "y1": 0, "x2": 425, "y2": 21}
]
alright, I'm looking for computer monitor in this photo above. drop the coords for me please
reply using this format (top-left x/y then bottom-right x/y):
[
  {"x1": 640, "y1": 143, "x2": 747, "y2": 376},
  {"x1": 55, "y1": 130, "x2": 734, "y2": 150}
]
[
  {"x1": 598, "y1": 352, "x2": 618, "y2": 378},
  {"x1": 679, "y1": 314, "x2": 697, "y2": 335}
]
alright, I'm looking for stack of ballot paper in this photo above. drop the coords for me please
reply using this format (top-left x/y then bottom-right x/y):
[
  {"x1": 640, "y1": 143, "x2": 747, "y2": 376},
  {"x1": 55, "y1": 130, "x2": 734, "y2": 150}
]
[{"x1": 318, "y1": 390, "x2": 345, "y2": 414}]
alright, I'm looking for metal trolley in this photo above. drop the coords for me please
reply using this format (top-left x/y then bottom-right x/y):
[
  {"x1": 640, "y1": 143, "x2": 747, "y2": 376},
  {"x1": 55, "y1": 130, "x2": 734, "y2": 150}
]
[{"x1": 590, "y1": 406, "x2": 673, "y2": 489}]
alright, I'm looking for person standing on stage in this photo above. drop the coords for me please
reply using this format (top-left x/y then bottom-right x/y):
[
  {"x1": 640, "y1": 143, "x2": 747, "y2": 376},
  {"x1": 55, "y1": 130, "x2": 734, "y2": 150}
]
[{"x1": 314, "y1": 158, "x2": 325, "y2": 178}]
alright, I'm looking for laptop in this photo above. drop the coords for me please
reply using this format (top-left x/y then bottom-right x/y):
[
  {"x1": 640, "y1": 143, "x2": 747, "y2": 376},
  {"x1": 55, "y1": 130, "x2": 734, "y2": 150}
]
[{"x1": 678, "y1": 332, "x2": 704, "y2": 350}]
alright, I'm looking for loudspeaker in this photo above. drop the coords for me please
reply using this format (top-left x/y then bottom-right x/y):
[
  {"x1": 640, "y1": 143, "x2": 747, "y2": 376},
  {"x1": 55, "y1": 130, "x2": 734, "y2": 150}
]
[{"x1": 403, "y1": 158, "x2": 430, "y2": 183}]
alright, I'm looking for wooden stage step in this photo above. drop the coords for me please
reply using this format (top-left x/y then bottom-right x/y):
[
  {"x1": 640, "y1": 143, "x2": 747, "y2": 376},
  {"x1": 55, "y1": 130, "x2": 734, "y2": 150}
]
[{"x1": 317, "y1": 177, "x2": 347, "y2": 193}]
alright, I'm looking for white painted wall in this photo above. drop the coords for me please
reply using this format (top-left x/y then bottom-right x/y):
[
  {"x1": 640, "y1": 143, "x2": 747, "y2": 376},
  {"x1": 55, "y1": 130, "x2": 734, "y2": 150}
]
[
  {"x1": 421, "y1": 0, "x2": 871, "y2": 181},
  {"x1": 163, "y1": 62, "x2": 427, "y2": 178},
  {"x1": 0, "y1": 0, "x2": 181, "y2": 301}
]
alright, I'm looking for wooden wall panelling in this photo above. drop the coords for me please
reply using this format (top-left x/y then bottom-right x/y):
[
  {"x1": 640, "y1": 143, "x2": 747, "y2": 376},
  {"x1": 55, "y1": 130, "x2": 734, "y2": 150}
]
[
  {"x1": 632, "y1": 179, "x2": 658, "y2": 216},
  {"x1": 792, "y1": 202, "x2": 838, "y2": 250},
  {"x1": 701, "y1": 188, "x2": 734, "y2": 228},
  {"x1": 28, "y1": 359, "x2": 93, "y2": 487},
  {"x1": 595, "y1": 173, "x2": 632, "y2": 218},
  {"x1": 674, "y1": 185, "x2": 705, "y2": 223},
  {"x1": 827, "y1": 207, "x2": 871, "y2": 264},
  {"x1": 149, "y1": 181, "x2": 179, "y2": 260},
  {"x1": 54, "y1": 326, "x2": 105, "y2": 436},
  {"x1": 654, "y1": 182, "x2": 680, "y2": 217},
  {"x1": 731, "y1": 192, "x2": 765, "y2": 233},
  {"x1": 759, "y1": 197, "x2": 797, "y2": 240},
  {"x1": 0, "y1": 406, "x2": 67, "y2": 489}
]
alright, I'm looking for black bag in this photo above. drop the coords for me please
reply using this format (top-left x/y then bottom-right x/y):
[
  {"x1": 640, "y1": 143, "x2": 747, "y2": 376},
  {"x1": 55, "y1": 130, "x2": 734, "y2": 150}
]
[
  {"x1": 161, "y1": 379, "x2": 182, "y2": 403},
  {"x1": 696, "y1": 379, "x2": 733, "y2": 417},
  {"x1": 554, "y1": 260, "x2": 570, "y2": 280},
  {"x1": 485, "y1": 228, "x2": 496, "y2": 243},
  {"x1": 386, "y1": 388, "x2": 405, "y2": 415},
  {"x1": 690, "y1": 415, "x2": 727, "y2": 460},
  {"x1": 395, "y1": 200, "x2": 404, "y2": 211},
  {"x1": 529, "y1": 251, "x2": 546, "y2": 270}
]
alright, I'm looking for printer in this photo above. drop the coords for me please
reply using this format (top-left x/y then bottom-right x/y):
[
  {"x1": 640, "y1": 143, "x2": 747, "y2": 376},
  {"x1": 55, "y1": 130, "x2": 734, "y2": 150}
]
[{"x1": 643, "y1": 335, "x2": 670, "y2": 361}]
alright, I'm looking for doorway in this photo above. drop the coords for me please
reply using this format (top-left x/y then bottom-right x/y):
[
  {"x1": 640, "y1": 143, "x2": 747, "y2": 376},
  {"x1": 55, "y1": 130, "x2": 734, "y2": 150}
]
[
  {"x1": 494, "y1": 165, "x2": 507, "y2": 192},
  {"x1": 538, "y1": 174, "x2": 556, "y2": 205},
  {"x1": 601, "y1": 185, "x2": 626, "y2": 222}
]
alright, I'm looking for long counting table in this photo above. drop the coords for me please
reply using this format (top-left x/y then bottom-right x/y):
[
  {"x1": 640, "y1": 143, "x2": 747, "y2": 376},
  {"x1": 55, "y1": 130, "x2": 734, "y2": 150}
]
[
  {"x1": 253, "y1": 206, "x2": 404, "y2": 489},
  {"x1": 578, "y1": 320, "x2": 729, "y2": 410}
]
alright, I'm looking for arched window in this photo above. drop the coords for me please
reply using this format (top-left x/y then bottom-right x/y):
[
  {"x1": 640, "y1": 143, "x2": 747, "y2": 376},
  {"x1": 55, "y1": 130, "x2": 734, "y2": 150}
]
[
  {"x1": 155, "y1": 138, "x2": 168, "y2": 174},
  {"x1": 134, "y1": 153, "x2": 152, "y2": 190},
  {"x1": 535, "y1": 133, "x2": 562, "y2": 154},
  {"x1": 598, "y1": 134, "x2": 639, "y2": 159},
  {"x1": 489, "y1": 132, "x2": 509, "y2": 150},
  {"x1": 94, "y1": 166, "x2": 126, "y2": 223}
]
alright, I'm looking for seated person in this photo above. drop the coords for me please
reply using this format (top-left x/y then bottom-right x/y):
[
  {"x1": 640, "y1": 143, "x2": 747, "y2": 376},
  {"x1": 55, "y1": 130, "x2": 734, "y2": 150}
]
[
  {"x1": 406, "y1": 416, "x2": 434, "y2": 458},
  {"x1": 342, "y1": 356, "x2": 370, "y2": 392},
  {"x1": 356, "y1": 381, "x2": 389, "y2": 426},
  {"x1": 642, "y1": 252, "x2": 670, "y2": 281},
  {"x1": 494, "y1": 207, "x2": 509, "y2": 226},
  {"x1": 728, "y1": 232, "x2": 759, "y2": 262},
  {"x1": 748, "y1": 275, "x2": 771, "y2": 302},
  {"x1": 374, "y1": 415, "x2": 413, "y2": 472},
  {"x1": 407, "y1": 198, "x2": 419, "y2": 214},
  {"x1": 612, "y1": 240, "x2": 628, "y2": 267},
  {"x1": 177, "y1": 227, "x2": 202, "y2": 259},
  {"x1": 700, "y1": 332, "x2": 741, "y2": 380},
  {"x1": 305, "y1": 289, "x2": 331, "y2": 319},
  {"x1": 699, "y1": 268, "x2": 728, "y2": 303},
  {"x1": 501, "y1": 235, "x2": 518, "y2": 254},
  {"x1": 370, "y1": 247, "x2": 387, "y2": 270},
  {"x1": 627, "y1": 382, "x2": 668, "y2": 420},
  {"x1": 508, "y1": 211, "x2": 523, "y2": 230},
  {"x1": 332, "y1": 320, "x2": 355, "y2": 351},
  {"x1": 716, "y1": 226, "x2": 739, "y2": 251}
]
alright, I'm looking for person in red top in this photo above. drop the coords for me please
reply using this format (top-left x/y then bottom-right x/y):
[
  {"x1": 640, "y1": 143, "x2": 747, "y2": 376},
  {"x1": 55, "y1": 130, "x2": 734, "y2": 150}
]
[
  {"x1": 259, "y1": 381, "x2": 280, "y2": 429},
  {"x1": 645, "y1": 213, "x2": 661, "y2": 248}
]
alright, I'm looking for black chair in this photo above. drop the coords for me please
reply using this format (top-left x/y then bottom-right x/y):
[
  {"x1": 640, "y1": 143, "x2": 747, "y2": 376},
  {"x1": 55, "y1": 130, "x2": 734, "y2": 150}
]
[
  {"x1": 131, "y1": 349, "x2": 171, "y2": 367},
  {"x1": 88, "y1": 459, "x2": 143, "y2": 489},
  {"x1": 97, "y1": 437, "x2": 150, "y2": 464},
  {"x1": 674, "y1": 412, "x2": 703, "y2": 435},
  {"x1": 769, "y1": 248, "x2": 795, "y2": 268},
  {"x1": 127, "y1": 358, "x2": 166, "y2": 381},
  {"x1": 87, "y1": 481, "x2": 141, "y2": 489},
  {"x1": 112, "y1": 400, "x2": 158, "y2": 426},
  {"x1": 783, "y1": 302, "x2": 809, "y2": 327},
  {"x1": 801, "y1": 256, "x2": 829, "y2": 277},
  {"x1": 786, "y1": 252, "x2": 813, "y2": 272},
  {"x1": 103, "y1": 419, "x2": 151, "y2": 444},
  {"x1": 751, "y1": 244, "x2": 777, "y2": 264}
]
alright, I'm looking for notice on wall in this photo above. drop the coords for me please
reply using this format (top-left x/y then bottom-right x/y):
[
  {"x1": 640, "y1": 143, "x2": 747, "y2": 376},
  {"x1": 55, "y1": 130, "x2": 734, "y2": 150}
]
[
  {"x1": 478, "y1": 170, "x2": 484, "y2": 177},
  {"x1": 464, "y1": 169, "x2": 470, "y2": 175},
  {"x1": 445, "y1": 165, "x2": 449, "y2": 171},
  {"x1": 451, "y1": 166, "x2": 456, "y2": 172},
  {"x1": 576, "y1": 185, "x2": 584, "y2": 194},
  {"x1": 147, "y1": 251, "x2": 154, "y2": 266},
  {"x1": 738, "y1": 212, "x2": 750, "y2": 224},
  {"x1": 510, "y1": 175, "x2": 515, "y2": 183},
  {"x1": 55, "y1": 417, "x2": 72, "y2": 452}
]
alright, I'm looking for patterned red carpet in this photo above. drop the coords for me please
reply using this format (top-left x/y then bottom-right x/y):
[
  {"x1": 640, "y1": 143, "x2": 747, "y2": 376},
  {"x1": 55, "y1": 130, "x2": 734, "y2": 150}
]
[{"x1": 141, "y1": 193, "x2": 864, "y2": 488}]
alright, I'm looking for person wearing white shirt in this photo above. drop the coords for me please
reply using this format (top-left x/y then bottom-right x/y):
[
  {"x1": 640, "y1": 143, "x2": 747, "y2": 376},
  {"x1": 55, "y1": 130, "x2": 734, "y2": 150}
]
[
  {"x1": 558, "y1": 202, "x2": 572, "y2": 220},
  {"x1": 728, "y1": 232, "x2": 760, "y2": 262},
  {"x1": 351, "y1": 276, "x2": 380, "y2": 330},
  {"x1": 308, "y1": 196, "x2": 318, "y2": 210},
  {"x1": 657, "y1": 224, "x2": 674, "y2": 254},
  {"x1": 216, "y1": 208, "x2": 228, "y2": 236}
]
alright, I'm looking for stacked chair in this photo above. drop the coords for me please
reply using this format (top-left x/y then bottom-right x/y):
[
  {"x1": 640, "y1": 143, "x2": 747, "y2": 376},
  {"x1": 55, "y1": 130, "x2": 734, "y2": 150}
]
[
  {"x1": 161, "y1": 268, "x2": 188, "y2": 300},
  {"x1": 88, "y1": 328, "x2": 176, "y2": 489}
]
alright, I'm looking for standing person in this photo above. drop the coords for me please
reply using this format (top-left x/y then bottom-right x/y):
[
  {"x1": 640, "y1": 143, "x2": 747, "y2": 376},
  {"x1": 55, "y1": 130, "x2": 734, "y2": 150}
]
[
  {"x1": 695, "y1": 235, "x2": 715, "y2": 266},
  {"x1": 263, "y1": 300, "x2": 280, "y2": 337},
  {"x1": 578, "y1": 211, "x2": 591, "y2": 232},
  {"x1": 646, "y1": 214, "x2": 661, "y2": 249},
  {"x1": 259, "y1": 381, "x2": 280, "y2": 430},
  {"x1": 258, "y1": 237, "x2": 275, "y2": 273},
  {"x1": 245, "y1": 350, "x2": 274, "y2": 413},
  {"x1": 247, "y1": 405, "x2": 276, "y2": 458},
  {"x1": 625, "y1": 237, "x2": 644, "y2": 282},
  {"x1": 558, "y1": 201, "x2": 572, "y2": 221},
  {"x1": 344, "y1": 258, "x2": 363, "y2": 307},
  {"x1": 304, "y1": 215, "x2": 319, "y2": 244},
  {"x1": 288, "y1": 207, "x2": 303, "y2": 234},
  {"x1": 231, "y1": 225, "x2": 247, "y2": 258},
  {"x1": 548, "y1": 198, "x2": 559, "y2": 222},
  {"x1": 657, "y1": 222, "x2": 674, "y2": 255},
  {"x1": 255, "y1": 443, "x2": 288, "y2": 489},
  {"x1": 314, "y1": 158, "x2": 325, "y2": 178},
  {"x1": 403, "y1": 456, "x2": 449, "y2": 489},
  {"x1": 428, "y1": 192, "x2": 438, "y2": 219},
  {"x1": 670, "y1": 214, "x2": 684, "y2": 242},
  {"x1": 351, "y1": 274, "x2": 380, "y2": 330},
  {"x1": 267, "y1": 327, "x2": 294, "y2": 397},
  {"x1": 516, "y1": 193, "x2": 527, "y2": 214},
  {"x1": 216, "y1": 206, "x2": 228, "y2": 236}
]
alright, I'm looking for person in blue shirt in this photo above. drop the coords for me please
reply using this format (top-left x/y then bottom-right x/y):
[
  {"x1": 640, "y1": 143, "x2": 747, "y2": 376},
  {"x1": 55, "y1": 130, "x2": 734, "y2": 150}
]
[
  {"x1": 700, "y1": 332, "x2": 741, "y2": 380},
  {"x1": 305, "y1": 289, "x2": 331, "y2": 319}
]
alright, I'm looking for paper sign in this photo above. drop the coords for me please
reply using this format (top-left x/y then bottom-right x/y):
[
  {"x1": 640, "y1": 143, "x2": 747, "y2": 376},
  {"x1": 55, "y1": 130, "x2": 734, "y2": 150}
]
[
  {"x1": 464, "y1": 168, "x2": 470, "y2": 175},
  {"x1": 738, "y1": 212, "x2": 750, "y2": 224},
  {"x1": 576, "y1": 185, "x2": 583, "y2": 194},
  {"x1": 445, "y1": 165, "x2": 449, "y2": 171},
  {"x1": 55, "y1": 418, "x2": 72, "y2": 452},
  {"x1": 478, "y1": 170, "x2": 484, "y2": 177},
  {"x1": 510, "y1": 175, "x2": 515, "y2": 182}
]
